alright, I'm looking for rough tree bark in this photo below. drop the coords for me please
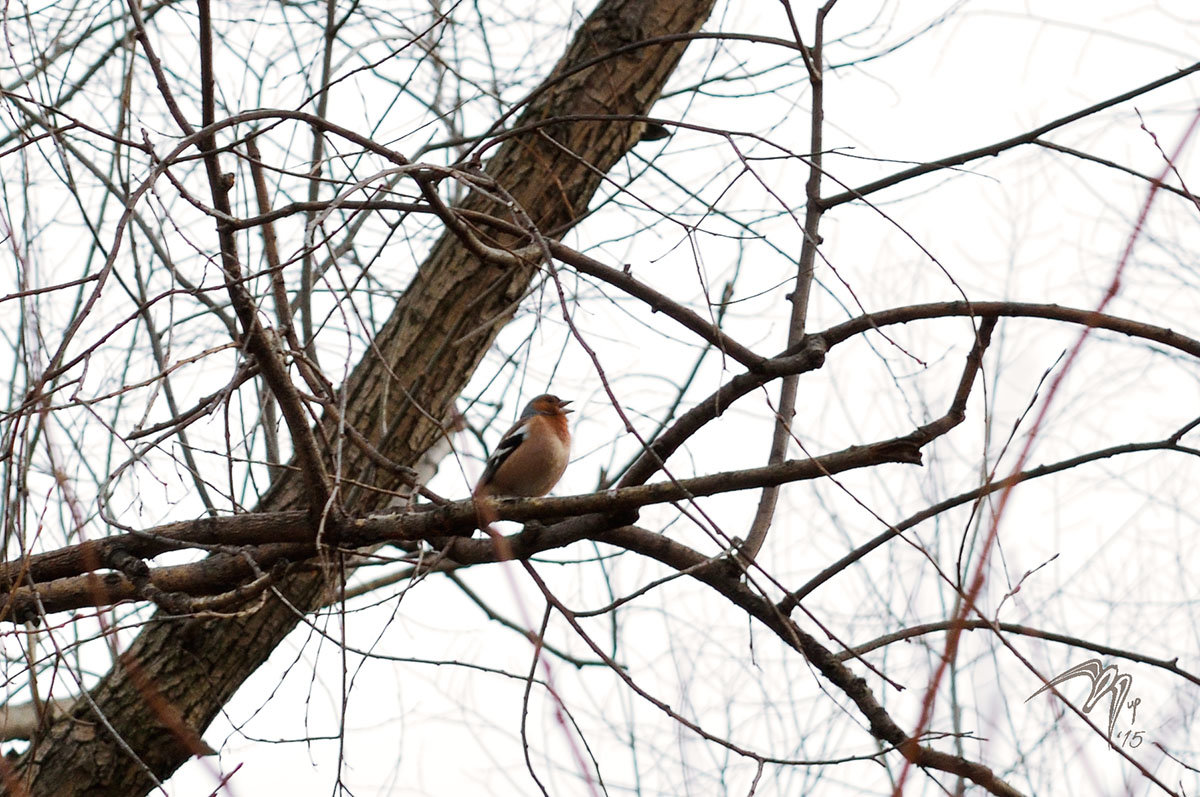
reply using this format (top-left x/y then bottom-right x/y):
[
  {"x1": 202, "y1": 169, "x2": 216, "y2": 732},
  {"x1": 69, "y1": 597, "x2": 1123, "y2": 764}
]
[{"x1": 11, "y1": 0, "x2": 717, "y2": 793}]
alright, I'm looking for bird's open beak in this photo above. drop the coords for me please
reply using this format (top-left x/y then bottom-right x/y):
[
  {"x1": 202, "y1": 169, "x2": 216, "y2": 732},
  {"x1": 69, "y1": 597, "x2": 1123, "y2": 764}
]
[{"x1": 559, "y1": 399, "x2": 574, "y2": 414}]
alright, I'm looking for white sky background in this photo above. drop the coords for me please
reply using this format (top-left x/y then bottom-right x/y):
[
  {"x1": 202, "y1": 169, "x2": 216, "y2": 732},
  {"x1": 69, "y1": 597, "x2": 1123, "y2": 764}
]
[{"x1": 2, "y1": 0, "x2": 1199, "y2": 795}]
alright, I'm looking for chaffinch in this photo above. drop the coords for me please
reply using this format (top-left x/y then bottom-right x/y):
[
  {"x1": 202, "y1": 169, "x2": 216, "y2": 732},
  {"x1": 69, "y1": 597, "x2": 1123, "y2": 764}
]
[{"x1": 474, "y1": 394, "x2": 573, "y2": 499}]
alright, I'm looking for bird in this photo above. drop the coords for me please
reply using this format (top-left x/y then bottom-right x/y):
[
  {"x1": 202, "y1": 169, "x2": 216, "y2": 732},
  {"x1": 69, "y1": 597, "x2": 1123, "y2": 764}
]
[{"x1": 473, "y1": 394, "x2": 573, "y2": 499}]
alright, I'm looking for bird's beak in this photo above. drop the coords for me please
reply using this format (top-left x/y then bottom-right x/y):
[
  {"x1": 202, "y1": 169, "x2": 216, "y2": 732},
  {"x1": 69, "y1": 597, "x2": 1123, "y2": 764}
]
[{"x1": 559, "y1": 399, "x2": 574, "y2": 414}]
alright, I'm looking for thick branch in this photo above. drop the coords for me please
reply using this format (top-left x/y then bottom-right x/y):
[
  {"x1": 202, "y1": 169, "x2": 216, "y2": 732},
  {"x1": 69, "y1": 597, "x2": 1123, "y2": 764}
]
[
  {"x1": 840, "y1": 620, "x2": 1200, "y2": 688},
  {"x1": 3, "y1": 431, "x2": 923, "y2": 619},
  {"x1": 783, "y1": 434, "x2": 1199, "y2": 607},
  {"x1": 620, "y1": 298, "x2": 1195, "y2": 491},
  {"x1": 818, "y1": 301, "x2": 1200, "y2": 359},
  {"x1": 619, "y1": 339, "x2": 828, "y2": 487},
  {"x1": 591, "y1": 525, "x2": 1024, "y2": 797},
  {"x1": 821, "y1": 61, "x2": 1200, "y2": 208},
  {"x1": 741, "y1": 5, "x2": 832, "y2": 562}
]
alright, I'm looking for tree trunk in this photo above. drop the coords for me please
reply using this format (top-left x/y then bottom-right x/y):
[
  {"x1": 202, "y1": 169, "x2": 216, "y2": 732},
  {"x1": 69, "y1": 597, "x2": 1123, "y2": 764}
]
[{"x1": 12, "y1": 0, "x2": 716, "y2": 793}]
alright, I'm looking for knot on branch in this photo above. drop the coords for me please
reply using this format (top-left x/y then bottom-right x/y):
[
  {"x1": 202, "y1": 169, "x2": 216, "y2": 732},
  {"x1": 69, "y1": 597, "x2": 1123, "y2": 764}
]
[{"x1": 105, "y1": 549, "x2": 192, "y2": 615}]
